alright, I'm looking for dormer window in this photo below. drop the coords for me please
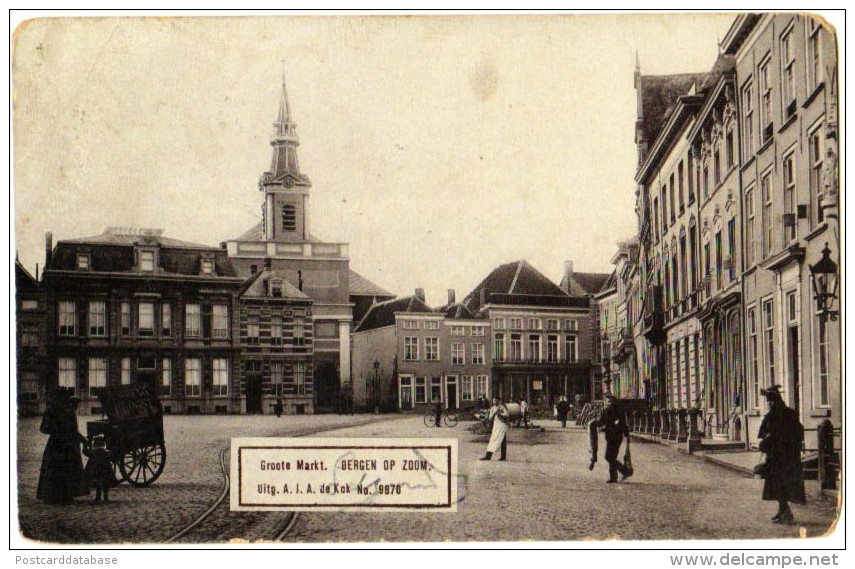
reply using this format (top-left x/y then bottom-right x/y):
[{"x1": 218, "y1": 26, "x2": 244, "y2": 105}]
[
  {"x1": 77, "y1": 254, "x2": 90, "y2": 270},
  {"x1": 201, "y1": 259, "x2": 215, "y2": 275},
  {"x1": 270, "y1": 279, "x2": 283, "y2": 297},
  {"x1": 140, "y1": 250, "x2": 155, "y2": 272}
]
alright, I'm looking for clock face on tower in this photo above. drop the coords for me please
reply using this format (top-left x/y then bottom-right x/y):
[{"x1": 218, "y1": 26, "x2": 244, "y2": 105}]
[{"x1": 284, "y1": 177, "x2": 294, "y2": 188}]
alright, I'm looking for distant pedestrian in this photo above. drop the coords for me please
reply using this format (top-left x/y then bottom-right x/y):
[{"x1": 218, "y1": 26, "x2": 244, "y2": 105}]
[
  {"x1": 520, "y1": 399, "x2": 530, "y2": 428},
  {"x1": 37, "y1": 388, "x2": 89, "y2": 504},
  {"x1": 557, "y1": 396, "x2": 571, "y2": 428},
  {"x1": 434, "y1": 401, "x2": 443, "y2": 428},
  {"x1": 83, "y1": 434, "x2": 113, "y2": 503},
  {"x1": 757, "y1": 385, "x2": 805, "y2": 524},
  {"x1": 480, "y1": 398, "x2": 508, "y2": 461},
  {"x1": 274, "y1": 396, "x2": 283, "y2": 418},
  {"x1": 593, "y1": 394, "x2": 632, "y2": 483}
]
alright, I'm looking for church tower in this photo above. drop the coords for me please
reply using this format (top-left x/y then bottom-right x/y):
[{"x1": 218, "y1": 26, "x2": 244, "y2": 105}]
[{"x1": 260, "y1": 71, "x2": 312, "y2": 242}]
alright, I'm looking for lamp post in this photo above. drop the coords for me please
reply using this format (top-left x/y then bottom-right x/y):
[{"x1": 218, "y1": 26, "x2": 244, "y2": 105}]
[
  {"x1": 372, "y1": 360, "x2": 381, "y2": 412},
  {"x1": 809, "y1": 243, "x2": 839, "y2": 322}
]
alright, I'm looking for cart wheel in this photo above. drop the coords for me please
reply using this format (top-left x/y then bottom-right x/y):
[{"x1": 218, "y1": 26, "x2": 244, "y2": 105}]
[
  {"x1": 423, "y1": 415, "x2": 436, "y2": 428},
  {"x1": 119, "y1": 443, "x2": 166, "y2": 487},
  {"x1": 444, "y1": 412, "x2": 458, "y2": 427}
]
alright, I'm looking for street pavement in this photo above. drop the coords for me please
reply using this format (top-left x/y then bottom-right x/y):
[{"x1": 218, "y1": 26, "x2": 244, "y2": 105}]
[{"x1": 16, "y1": 414, "x2": 839, "y2": 544}]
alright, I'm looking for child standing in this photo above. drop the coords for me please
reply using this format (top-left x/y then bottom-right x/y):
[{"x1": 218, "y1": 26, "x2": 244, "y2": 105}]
[{"x1": 84, "y1": 435, "x2": 114, "y2": 502}]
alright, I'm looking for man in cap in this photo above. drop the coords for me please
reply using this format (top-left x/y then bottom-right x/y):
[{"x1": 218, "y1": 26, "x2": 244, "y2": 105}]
[
  {"x1": 757, "y1": 385, "x2": 805, "y2": 524},
  {"x1": 593, "y1": 393, "x2": 632, "y2": 483}
]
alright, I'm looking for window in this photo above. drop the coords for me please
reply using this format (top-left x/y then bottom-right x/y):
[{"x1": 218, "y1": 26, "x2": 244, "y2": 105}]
[
  {"x1": 564, "y1": 319, "x2": 579, "y2": 331},
  {"x1": 727, "y1": 218, "x2": 736, "y2": 281},
  {"x1": 725, "y1": 128, "x2": 734, "y2": 169},
  {"x1": 783, "y1": 151, "x2": 796, "y2": 243},
  {"x1": 293, "y1": 316, "x2": 305, "y2": 346},
  {"x1": 451, "y1": 326, "x2": 465, "y2": 336},
  {"x1": 652, "y1": 198, "x2": 660, "y2": 243},
  {"x1": 294, "y1": 361, "x2": 307, "y2": 395},
  {"x1": 461, "y1": 376, "x2": 474, "y2": 401},
  {"x1": 58, "y1": 358, "x2": 76, "y2": 394},
  {"x1": 88, "y1": 300, "x2": 106, "y2": 336},
  {"x1": 77, "y1": 254, "x2": 90, "y2": 270},
  {"x1": 160, "y1": 304, "x2": 172, "y2": 337},
  {"x1": 88, "y1": 358, "x2": 107, "y2": 396},
  {"x1": 528, "y1": 318, "x2": 541, "y2": 330},
  {"x1": 745, "y1": 186, "x2": 756, "y2": 267},
  {"x1": 762, "y1": 299, "x2": 775, "y2": 389},
  {"x1": 424, "y1": 321, "x2": 440, "y2": 331},
  {"x1": 565, "y1": 335, "x2": 578, "y2": 363},
  {"x1": 140, "y1": 250, "x2": 155, "y2": 272},
  {"x1": 669, "y1": 174, "x2": 676, "y2": 223},
  {"x1": 818, "y1": 317, "x2": 830, "y2": 407},
  {"x1": 678, "y1": 162, "x2": 685, "y2": 211},
  {"x1": 121, "y1": 357, "x2": 131, "y2": 385},
  {"x1": 213, "y1": 358, "x2": 229, "y2": 396},
  {"x1": 493, "y1": 333, "x2": 506, "y2": 361},
  {"x1": 282, "y1": 204, "x2": 297, "y2": 231},
  {"x1": 809, "y1": 125, "x2": 824, "y2": 224},
  {"x1": 314, "y1": 321, "x2": 337, "y2": 338},
  {"x1": 185, "y1": 359, "x2": 201, "y2": 396},
  {"x1": 246, "y1": 314, "x2": 260, "y2": 343},
  {"x1": 21, "y1": 299, "x2": 38, "y2": 310},
  {"x1": 477, "y1": 375, "x2": 489, "y2": 398},
  {"x1": 21, "y1": 326, "x2": 39, "y2": 347},
  {"x1": 185, "y1": 304, "x2": 201, "y2": 337},
  {"x1": 509, "y1": 318, "x2": 523, "y2": 330},
  {"x1": 687, "y1": 152, "x2": 695, "y2": 202},
  {"x1": 471, "y1": 326, "x2": 485, "y2": 336},
  {"x1": 201, "y1": 259, "x2": 215, "y2": 275},
  {"x1": 270, "y1": 279, "x2": 283, "y2": 297},
  {"x1": 212, "y1": 304, "x2": 229, "y2": 339},
  {"x1": 58, "y1": 301, "x2": 76, "y2": 336},
  {"x1": 404, "y1": 337, "x2": 419, "y2": 361},
  {"x1": 527, "y1": 334, "x2": 541, "y2": 362},
  {"x1": 715, "y1": 231, "x2": 722, "y2": 290},
  {"x1": 547, "y1": 334, "x2": 559, "y2": 362},
  {"x1": 714, "y1": 150, "x2": 721, "y2": 186},
  {"x1": 270, "y1": 315, "x2": 283, "y2": 345},
  {"x1": 748, "y1": 308, "x2": 760, "y2": 409},
  {"x1": 402, "y1": 320, "x2": 419, "y2": 330},
  {"x1": 452, "y1": 343, "x2": 465, "y2": 365},
  {"x1": 762, "y1": 171, "x2": 773, "y2": 257},
  {"x1": 759, "y1": 57, "x2": 772, "y2": 140},
  {"x1": 414, "y1": 377, "x2": 426, "y2": 404},
  {"x1": 703, "y1": 243, "x2": 711, "y2": 293},
  {"x1": 702, "y1": 166, "x2": 709, "y2": 201},
  {"x1": 781, "y1": 29, "x2": 796, "y2": 113},
  {"x1": 471, "y1": 343, "x2": 485, "y2": 365},
  {"x1": 138, "y1": 303, "x2": 154, "y2": 336},
  {"x1": 742, "y1": 81, "x2": 755, "y2": 157},
  {"x1": 121, "y1": 302, "x2": 131, "y2": 335},
  {"x1": 509, "y1": 334, "x2": 522, "y2": 361},
  {"x1": 661, "y1": 185, "x2": 668, "y2": 232},
  {"x1": 430, "y1": 377, "x2": 442, "y2": 403},
  {"x1": 492, "y1": 318, "x2": 505, "y2": 330},
  {"x1": 162, "y1": 358, "x2": 172, "y2": 395},
  {"x1": 425, "y1": 337, "x2": 439, "y2": 361},
  {"x1": 546, "y1": 319, "x2": 559, "y2": 331},
  {"x1": 270, "y1": 361, "x2": 284, "y2": 396},
  {"x1": 807, "y1": 21, "x2": 822, "y2": 92}
]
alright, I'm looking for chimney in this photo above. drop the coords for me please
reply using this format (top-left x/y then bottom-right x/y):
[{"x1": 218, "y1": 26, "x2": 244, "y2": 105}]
[
  {"x1": 447, "y1": 289, "x2": 456, "y2": 305},
  {"x1": 415, "y1": 287, "x2": 426, "y2": 302},
  {"x1": 564, "y1": 260, "x2": 574, "y2": 286},
  {"x1": 479, "y1": 288, "x2": 487, "y2": 307},
  {"x1": 298, "y1": 270, "x2": 304, "y2": 292},
  {"x1": 44, "y1": 232, "x2": 53, "y2": 269},
  {"x1": 35, "y1": 263, "x2": 39, "y2": 281},
  {"x1": 263, "y1": 257, "x2": 272, "y2": 269}
]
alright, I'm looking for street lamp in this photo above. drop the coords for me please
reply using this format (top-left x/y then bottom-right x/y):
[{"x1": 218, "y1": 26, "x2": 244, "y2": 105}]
[{"x1": 809, "y1": 243, "x2": 839, "y2": 321}]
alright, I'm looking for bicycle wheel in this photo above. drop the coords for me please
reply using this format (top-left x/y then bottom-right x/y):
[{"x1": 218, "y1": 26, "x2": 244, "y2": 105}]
[
  {"x1": 423, "y1": 414, "x2": 436, "y2": 428},
  {"x1": 443, "y1": 412, "x2": 458, "y2": 427}
]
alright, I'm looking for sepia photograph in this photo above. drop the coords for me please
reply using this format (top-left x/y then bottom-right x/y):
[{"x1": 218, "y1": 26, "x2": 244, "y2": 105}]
[{"x1": 9, "y1": 10, "x2": 844, "y2": 549}]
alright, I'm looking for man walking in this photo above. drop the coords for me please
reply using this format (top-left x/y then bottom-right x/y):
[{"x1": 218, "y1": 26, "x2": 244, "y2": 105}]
[
  {"x1": 480, "y1": 398, "x2": 508, "y2": 461},
  {"x1": 757, "y1": 385, "x2": 805, "y2": 524},
  {"x1": 594, "y1": 394, "x2": 632, "y2": 483},
  {"x1": 557, "y1": 396, "x2": 571, "y2": 428}
]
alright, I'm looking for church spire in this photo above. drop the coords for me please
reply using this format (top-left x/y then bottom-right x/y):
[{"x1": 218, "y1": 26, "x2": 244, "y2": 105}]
[
  {"x1": 276, "y1": 61, "x2": 292, "y2": 125},
  {"x1": 263, "y1": 63, "x2": 311, "y2": 189}
]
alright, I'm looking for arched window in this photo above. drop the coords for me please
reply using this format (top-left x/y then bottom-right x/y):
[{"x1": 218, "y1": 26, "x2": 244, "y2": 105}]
[{"x1": 282, "y1": 204, "x2": 297, "y2": 231}]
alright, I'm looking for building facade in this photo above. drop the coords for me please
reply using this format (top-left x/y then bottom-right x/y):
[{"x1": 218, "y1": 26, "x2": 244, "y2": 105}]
[{"x1": 16, "y1": 260, "x2": 47, "y2": 417}]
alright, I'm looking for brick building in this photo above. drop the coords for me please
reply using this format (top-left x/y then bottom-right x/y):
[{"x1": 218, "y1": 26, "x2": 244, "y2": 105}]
[{"x1": 16, "y1": 259, "x2": 47, "y2": 416}]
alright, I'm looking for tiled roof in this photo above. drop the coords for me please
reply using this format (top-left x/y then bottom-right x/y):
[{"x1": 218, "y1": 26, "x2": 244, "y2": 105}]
[
  {"x1": 639, "y1": 72, "x2": 709, "y2": 145},
  {"x1": 354, "y1": 295, "x2": 436, "y2": 333},
  {"x1": 560, "y1": 271, "x2": 613, "y2": 296},
  {"x1": 63, "y1": 230, "x2": 214, "y2": 250},
  {"x1": 239, "y1": 268, "x2": 311, "y2": 300},
  {"x1": 462, "y1": 260, "x2": 572, "y2": 313},
  {"x1": 349, "y1": 270, "x2": 394, "y2": 298}
]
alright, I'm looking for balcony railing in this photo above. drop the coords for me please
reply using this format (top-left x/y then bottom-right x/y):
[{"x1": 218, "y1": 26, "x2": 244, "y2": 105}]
[{"x1": 492, "y1": 357, "x2": 591, "y2": 367}]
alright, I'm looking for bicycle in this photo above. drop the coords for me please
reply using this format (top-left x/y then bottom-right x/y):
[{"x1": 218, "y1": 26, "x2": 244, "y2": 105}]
[{"x1": 423, "y1": 409, "x2": 459, "y2": 428}]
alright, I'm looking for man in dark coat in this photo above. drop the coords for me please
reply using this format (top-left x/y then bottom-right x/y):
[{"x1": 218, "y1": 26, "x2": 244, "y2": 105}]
[
  {"x1": 556, "y1": 396, "x2": 571, "y2": 428},
  {"x1": 758, "y1": 385, "x2": 806, "y2": 524},
  {"x1": 37, "y1": 388, "x2": 90, "y2": 504},
  {"x1": 594, "y1": 394, "x2": 632, "y2": 483}
]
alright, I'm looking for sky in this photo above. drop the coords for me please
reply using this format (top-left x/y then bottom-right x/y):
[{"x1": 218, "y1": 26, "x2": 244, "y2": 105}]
[{"x1": 13, "y1": 14, "x2": 734, "y2": 306}]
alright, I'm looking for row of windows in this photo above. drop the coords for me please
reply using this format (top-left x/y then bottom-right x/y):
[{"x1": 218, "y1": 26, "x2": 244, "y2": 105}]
[
  {"x1": 401, "y1": 320, "x2": 485, "y2": 335},
  {"x1": 403, "y1": 337, "x2": 486, "y2": 364},
  {"x1": 399, "y1": 375, "x2": 489, "y2": 405},
  {"x1": 245, "y1": 314, "x2": 307, "y2": 345},
  {"x1": 76, "y1": 251, "x2": 216, "y2": 275},
  {"x1": 493, "y1": 317, "x2": 578, "y2": 331},
  {"x1": 493, "y1": 333, "x2": 579, "y2": 363}
]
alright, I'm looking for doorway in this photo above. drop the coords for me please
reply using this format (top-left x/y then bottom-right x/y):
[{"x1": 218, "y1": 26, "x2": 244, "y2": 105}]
[
  {"x1": 445, "y1": 376, "x2": 458, "y2": 410},
  {"x1": 788, "y1": 326, "x2": 800, "y2": 418},
  {"x1": 315, "y1": 363, "x2": 339, "y2": 412},
  {"x1": 246, "y1": 374, "x2": 262, "y2": 414}
]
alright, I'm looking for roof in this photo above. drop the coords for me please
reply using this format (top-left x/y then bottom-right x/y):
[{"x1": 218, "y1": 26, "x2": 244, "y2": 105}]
[
  {"x1": 239, "y1": 268, "x2": 311, "y2": 300},
  {"x1": 462, "y1": 260, "x2": 576, "y2": 313},
  {"x1": 439, "y1": 302, "x2": 479, "y2": 320},
  {"x1": 354, "y1": 295, "x2": 436, "y2": 333},
  {"x1": 638, "y1": 72, "x2": 710, "y2": 145},
  {"x1": 232, "y1": 221, "x2": 323, "y2": 243},
  {"x1": 15, "y1": 259, "x2": 39, "y2": 291},
  {"x1": 595, "y1": 271, "x2": 618, "y2": 297},
  {"x1": 63, "y1": 228, "x2": 214, "y2": 250},
  {"x1": 349, "y1": 269, "x2": 394, "y2": 298},
  {"x1": 560, "y1": 271, "x2": 612, "y2": 296}
]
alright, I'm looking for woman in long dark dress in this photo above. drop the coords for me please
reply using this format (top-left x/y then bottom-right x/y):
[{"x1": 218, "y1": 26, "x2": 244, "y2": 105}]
[
  {"x1": 757, "y1": 385, "x2": 806, "y2": 524},
  {"x1": 36, "y1": 388, "x2": 90, "y2": 504}
]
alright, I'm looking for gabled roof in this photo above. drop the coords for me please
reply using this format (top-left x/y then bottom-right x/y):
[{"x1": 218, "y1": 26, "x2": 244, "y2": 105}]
[
  {"x1": 354, "y1": 295, "x2": 437, "y2": 333},
  {"x1": 439, "y1": 302, "x2": 479, "y2": 320},
  {"x1": 560, "y1": 271, "x2": 612, "y2": 297},
  {"x1": 462, "y1": 260, "x2": 575, "y2": 313},
  {"x1": 349, "y1": 269, "x2": 394, "y2": 298},
  {"x1": 594, "y1": 270, "x2": 618, "y2": 299},
  {"x1": 15, "y1": 259, "x2": 39, "y2": 291},
  {"x1": 239, "y1": 268, "x2": 311, "y2": 300}
]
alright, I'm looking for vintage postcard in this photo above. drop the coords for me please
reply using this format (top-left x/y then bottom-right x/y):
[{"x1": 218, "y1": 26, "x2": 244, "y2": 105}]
[{"x1": 11, "y1": 12, "x2": 842, "y2": 547}]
